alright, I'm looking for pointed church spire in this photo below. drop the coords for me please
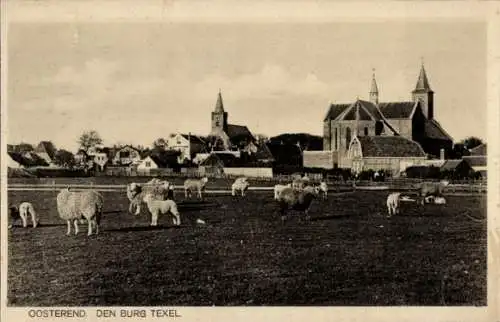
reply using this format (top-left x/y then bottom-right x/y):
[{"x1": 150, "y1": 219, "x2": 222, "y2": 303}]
[
  {"x1": 414, "y1": 61, "x2": 432, "y2": 92},
  {"x1": 369, "y1": 68, "x2": 379, "y2": 104},
  {"x1": 214, "y1": 89, "x2": 224, "y2": 112}
]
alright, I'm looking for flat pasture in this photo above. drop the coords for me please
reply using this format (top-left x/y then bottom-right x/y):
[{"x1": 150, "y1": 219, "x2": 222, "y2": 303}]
[{"x1": 7, "y1": 186, "x2": 487, "y2": 306}]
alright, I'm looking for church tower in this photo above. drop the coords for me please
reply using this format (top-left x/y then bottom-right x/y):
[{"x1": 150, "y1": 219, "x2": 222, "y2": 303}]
[
  {"x1": 412, "y1": 63, "x2": 434, "y2": 119},
  {"x1": 369, "y1": 69, "x2": 379, "y2": 105},
  {"x1": 211, "y1": 89, "x2": 228, "y2": 132}
]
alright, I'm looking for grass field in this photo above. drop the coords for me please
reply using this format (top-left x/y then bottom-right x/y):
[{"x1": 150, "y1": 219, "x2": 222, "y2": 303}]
[{"x1": 7, "y1": 185, "x2": 487, "y2": 306}]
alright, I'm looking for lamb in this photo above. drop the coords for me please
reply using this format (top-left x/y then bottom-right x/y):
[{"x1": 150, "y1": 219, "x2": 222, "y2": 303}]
[
  {"x1": 8, "y1": 202, "x2": 38, "y2": 229},
  {"x1": 56, "y1": 188, "x2": 103, "y2": 236},
  {"x1": 126, "y1": 180, "x2": 171, "y2": 215},
  {"x1": 184, "y1": 177, "x2": 209, "y2": 200},
  {"x1": 386, "y1": 192, "x2": 401, "y2": 217},
  {"x1": 274, "y1": 183, "x2": 292, "y2": 200},
  {"x1": 318, "y1": 182, "x2": 328, "y2": 200},
  {"x1": 277, "y1": 185, "x2": 320, "y2": 221},
  {"x1": 143, "y1": 193, "x2": 181, "y2": 226},
  {"x1": 231, "y1": 177, "x2": 250, "y2": 197}
]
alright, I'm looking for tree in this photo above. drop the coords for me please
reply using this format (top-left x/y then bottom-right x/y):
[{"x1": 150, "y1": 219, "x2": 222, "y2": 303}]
[
  {"x1": 458, "y1": 136, "x2": 484, "y2": 151},
  {"x1": 54, "y1": 149, "x2": 76, "y2": 168},
  {"x1": 153, "y1": 138, "x2": 167, "y2": 149},
  {"x1": 78, "y1": 130, "x2": 103, "y2": 152}
]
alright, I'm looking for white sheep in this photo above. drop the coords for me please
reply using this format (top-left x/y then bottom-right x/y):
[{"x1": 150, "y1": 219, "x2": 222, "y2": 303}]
[
  {"x1": 274, "y1": 183, "x2": 292, "y2": 200},
  {"x1": 126, "y1": 181, "x2": 171, "y2": 215},
  {"x1": 143, "y1": 193, "x2": 181, "y2": 226},
  {"x1": 386, "y1": 192, "x2": 401, "y2": 217},
  {"x1": 231, "y1": 177, "x2": 250, "y2": 197},
  {"x1": 184, "y1": 177, "x2": 209, "y2": 200},
  {"x1": 8, "y1": 202, "x2": 38, "y2": 229},
  {"x1": 56, "y1": 188, "x2": 104, "y2": 236}
]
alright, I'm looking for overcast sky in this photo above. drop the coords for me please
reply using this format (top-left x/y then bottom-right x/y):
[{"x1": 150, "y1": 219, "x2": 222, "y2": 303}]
[{"x1": 7, "y1": 21, "x2": 486, "y2": 152}]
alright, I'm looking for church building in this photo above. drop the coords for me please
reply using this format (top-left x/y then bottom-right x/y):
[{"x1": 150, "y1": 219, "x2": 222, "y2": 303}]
[
  {"x1": 207, "y1": 90, "x2": 257, "y2": 153},
  {"x1": 323, "y1": 64, "x2": 453, "y2": 169}
]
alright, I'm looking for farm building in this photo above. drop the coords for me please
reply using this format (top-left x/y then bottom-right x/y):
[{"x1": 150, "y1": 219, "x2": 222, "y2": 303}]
[
  {"x1": 462, "y1": 143, "x2": 487, "y2": 177},
  {"x1": 207, "y1": 90, "x2": 256, "y2": 152},
  {"x1": 303, "y1": 151, "x2": 338, "y2": 169},
  {"x1": 7, "y1": 151, "x2": 49, "y2": 168},
  {"x1": 323, "y1": 64, "x2": 453, "y2": 169},
  {"x1": 166, "y1": 132, "x2": 208, "y2": 163},
  {"x1": 112, "y1": 145, "x2": 141, "y2": 166},
  {"x1": 439, "y1": 159, "x2": 474, "y2": 178},
  {"x1": 198, "y1": 152, "x2": 273, "y2": 177},
  {"x1": 199, "y1": 152, "x2": 238, "y2": 176},
  {"x1": 347, "y1": 135, "x2": 426, "y2": 176}
]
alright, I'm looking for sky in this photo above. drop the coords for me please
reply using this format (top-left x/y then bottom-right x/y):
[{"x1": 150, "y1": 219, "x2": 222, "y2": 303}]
[{"x1": 7, "y1": 21, "x2": 486, "y2": 152}]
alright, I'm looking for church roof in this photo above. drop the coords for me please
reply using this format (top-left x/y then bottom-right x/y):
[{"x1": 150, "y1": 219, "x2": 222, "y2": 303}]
[
  {"x1": 227, "y1": 124, "x2": 254, "y2": 141},
  {"x1": 379, "y1": 102, "x2": 417, "y2": 119},
  {"x1": 214, "y1": 91, "x2": 224, "y2": 113},
  {"x1": 323, "y1": 103, "x2": 350, "y2": 121},
  {"x1": 424, "y1": 119, "x2": 453, "y2": 141},
  {"x1": 180, "y1": 134, "x2": 206, "y2": 145},
  {"x1": 413, "y1": 64, "x2": 433, "y2": 93},
  {"x1": 336, "y1": 100, "x2": 384, "y2": 121},
  {"x1": 370, "y1": 73, "x2": 379, "y2": 94},
  {"x1": 355, "y1": 136, "x2": 426, "y2": 158}
]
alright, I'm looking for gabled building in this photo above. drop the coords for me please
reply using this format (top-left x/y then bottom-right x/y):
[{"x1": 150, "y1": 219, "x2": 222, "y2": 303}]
[
  {"x1": 112, "y1": 145, "x2": 141, "y2": 166},
  {"x1": 34, "y1": 141, "x2": 57, "y2": 165},
  {"x1": 207, "y1": 90, "x2": 256, "y2": 152},
  {"x1": 323, "y1": 64, "x2": 453, "y2": 169},
  {"x1": 166, "y1": 132, "x2": 208, "y2": 163},
  {"x1": 463, "y1": 143, "x2": 487, "y2": 176}
]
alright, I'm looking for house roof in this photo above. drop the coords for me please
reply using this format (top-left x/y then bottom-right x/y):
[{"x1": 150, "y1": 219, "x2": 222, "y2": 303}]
[
  {"x1": 8, "y1": 152, "x2": 49, "y2": 167},
  {"x1": 337, "y1": 100, "x2": 384, "y2": 121},
  {"x1": 180, "y1": 134, "x2": 207, "y2": 145},
  {"x1": 470, "y1": 143, "x2": 486, "y2": 156},
  {"x1": 254, "y1": 143, "x2": 275, "y2": 162},
  {"x1": 379, "y1": 102, "x2": 417, "y2": 119},
  {"x1": 35, "y1": 141, "x2": 56, "y2": 159},
  {"x1": 424, "y1": 119, "x2": 453, "y2": 141},
  {"x1": 462, "y1": 156, "x2": 487, "y2": 167},
  {"x1": 227, "y1": 124, "x2": 254, "y2": 141},
  {"x1": 440, "y1": 159, "x2": 468, "y2": 171},
  {"x1": 355, "y1": 136, "x2": 426, "y2": 158}
]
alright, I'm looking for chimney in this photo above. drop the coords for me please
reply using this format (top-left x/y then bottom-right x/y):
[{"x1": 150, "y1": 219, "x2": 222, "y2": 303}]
[{"x1": 440, "y1": 148, "x2": 445, "y2": 160}]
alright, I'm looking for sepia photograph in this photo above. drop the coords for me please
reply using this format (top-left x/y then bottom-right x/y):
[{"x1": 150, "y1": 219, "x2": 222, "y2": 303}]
[{"x1": 1, "y1": 1, "x2": 498, "y2": 321}]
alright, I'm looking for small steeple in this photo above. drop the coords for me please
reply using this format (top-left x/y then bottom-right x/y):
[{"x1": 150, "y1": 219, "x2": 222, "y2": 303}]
[
  {"x1": 369, "y1": 68, "x2": 379, "y2": 104},
  {"x1": 414, "y1": 61, "x2": 432, "y2": 93},
  {"x1": 214, "y1": 89, "x2": 224, "y2": 112}
]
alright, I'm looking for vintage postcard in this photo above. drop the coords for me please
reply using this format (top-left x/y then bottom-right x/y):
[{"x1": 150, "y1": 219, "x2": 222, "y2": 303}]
[{"x1": 1, "y1": 1, "x2": 499, "y2": 322}]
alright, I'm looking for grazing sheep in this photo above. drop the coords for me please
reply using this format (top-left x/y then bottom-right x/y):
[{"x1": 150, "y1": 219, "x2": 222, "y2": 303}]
[
  {"x1": 292, "y1": 178, "x2": 307, "y2": 191},
  {"x1": 277, "y1": 185, "x2": 320, "y2": 221},
  {"x1": 274, "y1": 183, "x2": 292, "y2": 200},
  {"x1": 417, "y1": 180, "x2": 450, "y2": 205},
  {"x1": 126, "y1": 181, "x2": 171, "y2": 215},
  {"x1": 56, "y1": 188, "x2": 103, "y2": 236},
  {"x1": 184, "y1": 177, "x2": 209, "y2": 200},
  {"x1": 319, "y1": 182, "x2": 328, "y2": 200},
  {"x1": 8, "y1": 202, "x2": 38, "y2": 229},
  {"x1": 231, "y1": 177, "x2": 250, "y2": 197},
  {"x1": 386, "y1": 192, "x2": 401, "y2": 217},
  {"x1": 424, "y1": 195, "x2": 447, "y2": 205},
  {"x1": 143, "y1": 193, "x2": 181, "y2": 226}
]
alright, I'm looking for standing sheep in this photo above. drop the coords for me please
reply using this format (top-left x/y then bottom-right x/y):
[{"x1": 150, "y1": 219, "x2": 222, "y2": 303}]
[
  {"x1": 126, "y1": 181, "x2": 171, "y2": 215},
  {"x1": 56, "y1": 188, "x2": 103, "y2": 236},
  {"x1": 143, "y1": 193, "x2": 181, "y2": 226},
  {"x1": 8, "y1": 202, "x2": 38, "y2": 229},
  {"x1": 184, "y1": 177, "x2": 209, "y2": 200},
  {"x1": 417, "y1": 180, "x2": 450, "y2": 205},
  {"x1": 318, "y1": 182, "x2": 328, "y2": 200},
  {"x1": 274, "y1": 183, "x2": 292, "y2": 200},
  {"x1": 386, "y1": 192, "x2": 401, "y2": 217},
  {"x1": 231, "y1": 177, "x2": 250, "y2": 197},
  {"x1": 277, "y1": 185, "x2": 320, "y2": 221}
]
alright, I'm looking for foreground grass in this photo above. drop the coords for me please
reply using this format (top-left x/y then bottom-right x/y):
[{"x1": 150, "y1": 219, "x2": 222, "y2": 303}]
[{"x1": 7, "y1": 190, "x2": 486, "y2": 306}]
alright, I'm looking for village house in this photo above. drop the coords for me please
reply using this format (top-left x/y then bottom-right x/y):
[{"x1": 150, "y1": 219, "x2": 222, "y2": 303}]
[
  {"x1": 321, "y1": 64, "x2": 453, "y2": 173},
  {"x1": 463, "y1": 143, "x2": 487, "y2": 177},
  {"x1": 166, "y1": 132, "x2": 208, "y2": 163},
  {"x1": 34, "y1": 141, "x2": 57, "y2": 166},
  {"x1": 112, "y1": 145, "x2": 141, "y2": 166}
]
